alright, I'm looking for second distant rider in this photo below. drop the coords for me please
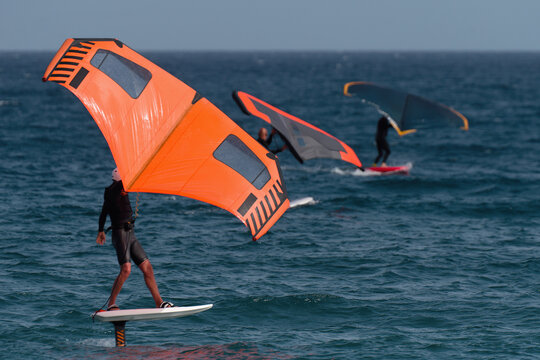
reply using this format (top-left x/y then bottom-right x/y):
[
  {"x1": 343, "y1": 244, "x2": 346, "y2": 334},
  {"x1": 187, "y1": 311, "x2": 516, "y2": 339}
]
[{"x1": 373, "y1": 116, "x2": 392, "y2": 167}]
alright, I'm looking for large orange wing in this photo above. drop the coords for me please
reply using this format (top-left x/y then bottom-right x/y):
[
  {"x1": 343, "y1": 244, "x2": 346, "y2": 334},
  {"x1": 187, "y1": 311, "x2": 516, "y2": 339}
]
[{"x1": 43, "y1": 38, "x2": 289, "y2": 240}]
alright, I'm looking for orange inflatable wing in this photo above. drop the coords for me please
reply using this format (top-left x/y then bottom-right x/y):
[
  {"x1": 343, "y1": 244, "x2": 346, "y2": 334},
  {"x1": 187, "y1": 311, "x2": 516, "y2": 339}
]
[
  {"x1": 233, "y1": 91, "x2": 362, "y2": 168},
  {"x1": 43, "y1": 38, "x2": 289, "y2": 240}
]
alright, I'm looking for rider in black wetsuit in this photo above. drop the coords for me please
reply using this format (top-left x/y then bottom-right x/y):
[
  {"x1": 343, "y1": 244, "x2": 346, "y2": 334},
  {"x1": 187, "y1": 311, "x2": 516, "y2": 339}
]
[
  {"x1": 98, "y1": 179, "x2": 146, "y2": 266},
  {"x1": 96, "y1": 168, "x2": 173, "y2": 310},
  {"x1": 373, "y1": 116, "x2": 392, "y2": 167},
  {"x1": 257, "y1": 127, "x2": 287, "y2": 154}
]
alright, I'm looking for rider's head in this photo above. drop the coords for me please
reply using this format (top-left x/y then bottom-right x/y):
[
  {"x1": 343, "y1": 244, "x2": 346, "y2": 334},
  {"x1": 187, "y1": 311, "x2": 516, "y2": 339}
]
[
  {"x1": 112, "y1": 168, "x2": 121, "y2": 182},
  {"x1": 258, "y1": 127, "x2": 268, "y2": 141}
]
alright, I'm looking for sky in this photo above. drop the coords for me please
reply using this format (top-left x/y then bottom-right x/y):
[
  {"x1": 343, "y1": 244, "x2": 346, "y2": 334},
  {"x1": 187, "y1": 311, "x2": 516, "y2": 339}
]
[{"x1": 1, "y1": 0, "x2": 540, "y2": 51}]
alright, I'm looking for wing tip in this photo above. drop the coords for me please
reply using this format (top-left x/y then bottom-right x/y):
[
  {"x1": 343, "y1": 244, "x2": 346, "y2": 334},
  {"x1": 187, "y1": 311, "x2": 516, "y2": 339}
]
[
  {"x1": 458, "y1": 114, "x2": 469, "y2": 131},
  {"x1": 343, "y1": 81, "x2": 372, "y2": 96},
  {"x1": 251, "y1": 198, "x2": 290, "y2": 241},
  {"x1": 232, "y1": 90, "x2": 251, "y2": 116}
]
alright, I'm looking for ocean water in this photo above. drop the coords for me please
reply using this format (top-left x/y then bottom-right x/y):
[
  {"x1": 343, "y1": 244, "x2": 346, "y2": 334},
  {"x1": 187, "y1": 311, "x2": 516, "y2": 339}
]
[{"x1": 1, "y1": 50, "x2": 540, "y2": 359}]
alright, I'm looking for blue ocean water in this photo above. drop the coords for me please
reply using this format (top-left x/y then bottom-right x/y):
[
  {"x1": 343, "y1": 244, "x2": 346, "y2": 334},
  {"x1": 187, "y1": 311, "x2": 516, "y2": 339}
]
[{"x1": 1, "y1": 50, "x2": 540, "y2": 359}]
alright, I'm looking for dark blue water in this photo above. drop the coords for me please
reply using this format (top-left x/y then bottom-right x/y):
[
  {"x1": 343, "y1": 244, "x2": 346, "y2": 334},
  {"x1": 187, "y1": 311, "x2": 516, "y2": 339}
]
[{"x1": 1, "y1": 51, "x2": 540, "y2": 359}]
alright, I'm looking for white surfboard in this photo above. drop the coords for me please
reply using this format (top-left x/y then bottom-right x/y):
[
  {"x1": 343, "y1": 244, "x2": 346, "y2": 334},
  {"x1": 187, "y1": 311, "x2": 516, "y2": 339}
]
[{"x1": 93, "y1": 304, "x2": 213, "y2": 322}]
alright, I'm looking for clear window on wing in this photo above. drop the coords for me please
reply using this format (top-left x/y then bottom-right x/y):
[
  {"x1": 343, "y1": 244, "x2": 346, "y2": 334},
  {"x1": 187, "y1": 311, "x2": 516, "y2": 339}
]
[
  {"x1": 90, "y1": 49, "x2": 152, "y2": 98},
  {"x1": 213, "y1": 135, "x2": 271, "y2": 190}
]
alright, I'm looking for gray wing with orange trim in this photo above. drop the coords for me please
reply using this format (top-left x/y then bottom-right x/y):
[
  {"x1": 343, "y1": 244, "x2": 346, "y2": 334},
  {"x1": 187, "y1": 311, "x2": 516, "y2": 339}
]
[{"x1": 233, "y1": 91, "x2": 362, "y2": 168}]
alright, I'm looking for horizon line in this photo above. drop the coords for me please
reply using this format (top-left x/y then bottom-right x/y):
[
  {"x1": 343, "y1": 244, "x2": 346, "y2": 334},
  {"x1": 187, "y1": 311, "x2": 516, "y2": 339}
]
[{"x1": 2, "y1": 48, "x2": 540, "y2": 53}]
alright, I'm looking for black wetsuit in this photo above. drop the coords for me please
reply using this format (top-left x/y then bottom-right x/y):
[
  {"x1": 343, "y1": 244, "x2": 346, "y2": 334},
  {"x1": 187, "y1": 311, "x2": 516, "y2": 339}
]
[
  {"x1": 99, "y1": 180, "x2": 148, "y2": 266},
  {"x1": 374, "y1": 117, "x2": 391, "y2": 164},
  {"x1": 257, "y1": 131, "x2": 284, "y2": 154}
]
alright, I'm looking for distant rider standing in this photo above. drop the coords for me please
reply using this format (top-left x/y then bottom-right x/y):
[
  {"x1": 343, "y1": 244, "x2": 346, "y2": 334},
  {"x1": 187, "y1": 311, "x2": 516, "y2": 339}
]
[{"x1": 373, "y1": 116, "x2": 392, "y2": 167}]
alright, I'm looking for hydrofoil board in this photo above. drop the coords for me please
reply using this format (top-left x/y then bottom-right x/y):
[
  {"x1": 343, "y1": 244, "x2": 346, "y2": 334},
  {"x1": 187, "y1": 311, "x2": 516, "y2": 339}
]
[
  {"x1": 366, "y1": 163, "x2": 411, "y2": 175},
  {"x1": 94, "y1": 304, "x2": 213, "y2": 322}
]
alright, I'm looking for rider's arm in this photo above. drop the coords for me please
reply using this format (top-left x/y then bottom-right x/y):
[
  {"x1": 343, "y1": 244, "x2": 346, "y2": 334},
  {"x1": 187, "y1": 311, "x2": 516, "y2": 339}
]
[
  {"x1": 98, "y1": 190, "x2": 109, "y2": 232},
  {"x1": 272, "y1": 144, "x2": 288, "y2": 154},
  {"x1": 266, "y1": 128, "x2": 277, "y2": 146}
]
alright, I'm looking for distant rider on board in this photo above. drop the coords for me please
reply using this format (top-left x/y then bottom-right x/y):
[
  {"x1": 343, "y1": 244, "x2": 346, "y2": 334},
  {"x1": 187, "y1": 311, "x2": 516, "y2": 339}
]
[
  {"x1": 373, "y1": 116, "x2": 392, "y2": 167},
  {"x1": 257, "y1": 127, "x2": 287, "y2": 154},
  {"x1": 96, "y1": 168, "x2": 174, "y2": 310}
]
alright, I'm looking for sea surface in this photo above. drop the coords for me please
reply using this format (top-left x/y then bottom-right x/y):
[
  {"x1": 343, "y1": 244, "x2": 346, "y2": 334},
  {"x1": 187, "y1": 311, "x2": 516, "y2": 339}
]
[{"x1": 1, "y1": 50, "x2": 540, "y2": 359}]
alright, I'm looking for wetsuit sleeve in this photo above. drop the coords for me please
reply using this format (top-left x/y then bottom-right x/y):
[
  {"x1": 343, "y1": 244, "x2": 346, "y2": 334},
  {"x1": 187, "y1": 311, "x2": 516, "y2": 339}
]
[
  {"x1": 98, "y1": 189, "x2": 109, "y2": 232},
  {"x1": 266, "y1": 132, "x2": 274, "y2": 146}
]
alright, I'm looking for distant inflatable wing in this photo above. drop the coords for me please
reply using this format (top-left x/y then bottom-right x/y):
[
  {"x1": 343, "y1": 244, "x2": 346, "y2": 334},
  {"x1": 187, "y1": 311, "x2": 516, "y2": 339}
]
[
  {"x1": 43, "y1": 38, "x2": 289, "y2": 240},
  {"x1": 344, "y1": 82, "x2": 468, "y2": 136},
  {"x1": 233, "y1": 91, "x2": 362, "y2": 168}
]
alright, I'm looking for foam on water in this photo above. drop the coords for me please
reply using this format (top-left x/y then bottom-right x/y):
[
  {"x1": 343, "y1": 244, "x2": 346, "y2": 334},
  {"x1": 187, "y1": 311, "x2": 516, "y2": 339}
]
[
  {"x1": 289, "y1": 197, "x2": 318, "y2": 208},
  {"x1": 332, "y1": 166, "x2": 380, "y2": 177},
  {"x1": 79, "y1": 337, "x2": 116, "y2": 348}
]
